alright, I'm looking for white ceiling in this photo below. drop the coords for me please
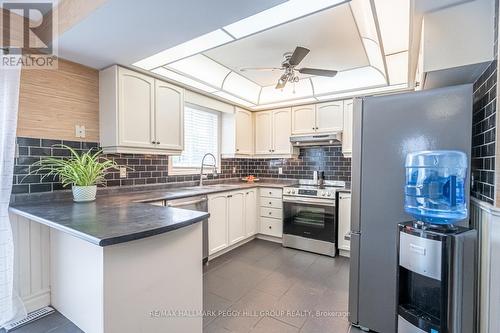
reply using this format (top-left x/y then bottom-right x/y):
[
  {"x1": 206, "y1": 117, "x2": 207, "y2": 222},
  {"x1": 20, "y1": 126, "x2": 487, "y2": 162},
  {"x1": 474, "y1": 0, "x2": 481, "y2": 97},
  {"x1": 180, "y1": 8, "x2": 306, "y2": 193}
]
[
  {"x1": 205, "y1": 4, "x2": 368, "y2": 87},
  {"x1": 56, "y1": 0, "x2": 287, "y2": 69}
]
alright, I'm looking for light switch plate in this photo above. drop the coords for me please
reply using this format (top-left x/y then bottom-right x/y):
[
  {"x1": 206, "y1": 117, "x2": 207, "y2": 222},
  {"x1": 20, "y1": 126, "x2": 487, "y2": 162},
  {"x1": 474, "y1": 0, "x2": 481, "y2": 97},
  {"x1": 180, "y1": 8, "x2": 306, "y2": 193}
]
[
  {"x1": 119, "y1": 167, "x2": 127, "y2": 178},
  {"x1": 278, "y1": 167, "x2": 283, "y2": 174}
]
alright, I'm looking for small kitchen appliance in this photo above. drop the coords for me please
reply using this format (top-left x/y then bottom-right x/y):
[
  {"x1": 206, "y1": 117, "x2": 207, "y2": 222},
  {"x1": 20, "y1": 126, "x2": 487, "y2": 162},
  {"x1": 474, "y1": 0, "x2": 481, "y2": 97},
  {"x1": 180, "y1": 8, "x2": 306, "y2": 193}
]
[
  {"x1": 397, "y1": 151, "x2": 476, "y2": 333},
  {"x1": 282, "y1": 180, "x2": 345, "y2": 257}
]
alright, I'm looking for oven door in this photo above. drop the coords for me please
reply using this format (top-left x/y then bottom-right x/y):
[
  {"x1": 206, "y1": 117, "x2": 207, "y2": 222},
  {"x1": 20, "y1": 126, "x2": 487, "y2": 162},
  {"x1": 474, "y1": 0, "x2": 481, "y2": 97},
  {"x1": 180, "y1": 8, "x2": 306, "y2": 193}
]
[{"x1": 283, "y1": 196, "x2": 335, "y2": 242}]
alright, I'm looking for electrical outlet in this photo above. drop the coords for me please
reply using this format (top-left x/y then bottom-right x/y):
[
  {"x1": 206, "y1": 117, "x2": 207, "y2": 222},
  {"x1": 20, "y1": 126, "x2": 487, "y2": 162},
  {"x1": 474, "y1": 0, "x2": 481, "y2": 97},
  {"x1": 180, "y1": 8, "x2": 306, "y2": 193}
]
[
  {"x1": 119, "y1": 167, "x2": 127, "y2": 178},
  {"x1": 75, "y1": 125, "x2": 86, "y2": 138},
  {"x1": 278, "y1": 167, "x2": 283, "y2": 174},
  {"x1": 232, "y1": 167, "x2": 236, "y2": 174}
]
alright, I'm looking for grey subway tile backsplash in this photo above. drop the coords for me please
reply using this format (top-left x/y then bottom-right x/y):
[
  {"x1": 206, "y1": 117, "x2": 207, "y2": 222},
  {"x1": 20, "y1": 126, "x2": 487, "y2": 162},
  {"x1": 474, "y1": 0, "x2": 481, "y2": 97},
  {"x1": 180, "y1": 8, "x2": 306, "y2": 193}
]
[{"x1": 12, "y1": 137, "x2": 351, "y2": 194}]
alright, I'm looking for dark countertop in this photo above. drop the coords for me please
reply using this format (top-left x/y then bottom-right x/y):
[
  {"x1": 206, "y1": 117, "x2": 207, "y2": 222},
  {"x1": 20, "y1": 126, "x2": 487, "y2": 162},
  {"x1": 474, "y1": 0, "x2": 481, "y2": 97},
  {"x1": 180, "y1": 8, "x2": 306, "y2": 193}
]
[{"x1": 9, "y1": 180, "x2": 297, "y2": 247}]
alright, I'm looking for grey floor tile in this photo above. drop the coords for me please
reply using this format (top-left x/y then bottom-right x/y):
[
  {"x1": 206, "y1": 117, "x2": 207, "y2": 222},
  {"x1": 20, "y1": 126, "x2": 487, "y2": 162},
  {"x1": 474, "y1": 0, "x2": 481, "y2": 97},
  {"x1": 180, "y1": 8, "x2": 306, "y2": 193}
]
[
  {"x1": 204, "y1": 291, "x2": 233, "y2": 327},
  {"x1": 204, "y1": 271, "x2": 254, "y2": 302},
  {"x1": 2, "y1": 312, "x2": 83, "y2": 333},
  {"x1": 251, "y1": 317, "x2": 300, "y2": 333},
  {"x1": 255, "y1": 271, "x2": 296, "y2": 298},
  {"x1": 272, "y1": 284, "x2": 325, "y2": 328},
  {"x1": 300, "y1": 317, "x2": 350, "y2": 333}
]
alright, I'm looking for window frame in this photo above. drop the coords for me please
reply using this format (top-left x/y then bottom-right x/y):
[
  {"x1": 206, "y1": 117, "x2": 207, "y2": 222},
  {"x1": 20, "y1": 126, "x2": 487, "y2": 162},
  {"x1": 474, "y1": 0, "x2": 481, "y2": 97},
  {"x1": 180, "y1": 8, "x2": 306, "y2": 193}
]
[{"x1": 168, "y1": 103, "x2": 222, "y2": 175}]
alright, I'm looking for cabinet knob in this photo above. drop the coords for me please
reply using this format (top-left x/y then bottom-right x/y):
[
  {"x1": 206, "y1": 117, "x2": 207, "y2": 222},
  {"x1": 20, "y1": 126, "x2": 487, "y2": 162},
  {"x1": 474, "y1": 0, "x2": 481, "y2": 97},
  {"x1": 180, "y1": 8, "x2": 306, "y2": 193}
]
[
  {"x1": 157, "y1": 141, "x2": 160, "y2": 144},
  {"x1": 268, "y1": 212, "x2": 272, "y2": 215},
  {"x1": 227, "y1": 195, "x2": 233, "y2": 198},
  {"x1": 236, "y1": 149, "x2": 240, "y2": 152},
  {"x1": 268, "y1": 226, "x2": 272, "y2": 229},
  {"x1": 269, "y1": 202, "x2": 272, "y2": 205},
  {"x1": 152, "y1": 141, "x2": 156, "y2": 144}
]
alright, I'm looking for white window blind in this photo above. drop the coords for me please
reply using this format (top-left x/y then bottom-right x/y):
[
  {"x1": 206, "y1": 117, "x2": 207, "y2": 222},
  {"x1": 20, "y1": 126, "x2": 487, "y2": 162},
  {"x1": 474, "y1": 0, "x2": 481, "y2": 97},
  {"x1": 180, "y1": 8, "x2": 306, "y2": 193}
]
[{"x1": 171, "y1": 105, "x2": 219, "y2": 170}]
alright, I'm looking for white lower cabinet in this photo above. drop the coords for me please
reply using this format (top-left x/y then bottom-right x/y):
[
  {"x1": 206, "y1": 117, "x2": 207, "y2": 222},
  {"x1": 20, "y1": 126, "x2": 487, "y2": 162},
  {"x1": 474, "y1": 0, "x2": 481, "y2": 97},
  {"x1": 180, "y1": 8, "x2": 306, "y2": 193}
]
[
  {"x1": 228, "y1": 191, "x2": 245, "y2": 245},
  {"x1": 208, "y1": 194, "x2": 229, "y2": 255},
  {"x1": 208, "y1": 189, "x2": 259, "y2": 256},
  {"x1": 245, "y1": 189, "x2": 257, "y2": 237},
  {"x1": 338, "y1": 192, "x2": 351, "y2": 255},
  {"x1": 259, "y1": 188, "x2": 283, "y2": 238}
]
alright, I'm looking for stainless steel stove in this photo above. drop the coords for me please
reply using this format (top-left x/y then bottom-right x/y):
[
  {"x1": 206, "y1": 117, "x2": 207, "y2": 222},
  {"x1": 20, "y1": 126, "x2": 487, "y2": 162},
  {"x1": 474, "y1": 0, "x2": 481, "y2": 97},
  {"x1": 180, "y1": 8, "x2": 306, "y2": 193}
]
[{"x1": 282, "y1": 180, "x2": 345, "y2": 257}]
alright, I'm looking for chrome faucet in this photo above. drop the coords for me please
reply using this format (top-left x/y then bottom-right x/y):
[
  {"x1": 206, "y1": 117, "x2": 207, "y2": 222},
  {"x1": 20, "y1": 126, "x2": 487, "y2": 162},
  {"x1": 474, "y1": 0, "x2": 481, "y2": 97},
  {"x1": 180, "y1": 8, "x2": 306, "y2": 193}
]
[{"x1": 199, "y1": 153, "x2": 217, "y2": 186}]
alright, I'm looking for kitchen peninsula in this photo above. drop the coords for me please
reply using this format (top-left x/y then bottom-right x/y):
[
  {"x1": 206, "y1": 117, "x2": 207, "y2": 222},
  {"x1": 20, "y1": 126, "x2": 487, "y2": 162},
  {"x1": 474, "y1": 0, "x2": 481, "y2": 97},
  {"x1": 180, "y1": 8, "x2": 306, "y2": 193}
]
[{"x1": 9, "y1": 188, "x2": 210, "y2": 333}]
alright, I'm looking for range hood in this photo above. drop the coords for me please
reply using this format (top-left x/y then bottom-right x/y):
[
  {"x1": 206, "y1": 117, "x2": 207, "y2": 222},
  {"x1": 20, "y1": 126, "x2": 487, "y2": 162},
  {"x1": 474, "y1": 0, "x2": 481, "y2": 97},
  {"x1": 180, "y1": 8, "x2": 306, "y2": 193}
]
[{"x1": 290, "y1": 133, "x2": 341, "y2": 147}]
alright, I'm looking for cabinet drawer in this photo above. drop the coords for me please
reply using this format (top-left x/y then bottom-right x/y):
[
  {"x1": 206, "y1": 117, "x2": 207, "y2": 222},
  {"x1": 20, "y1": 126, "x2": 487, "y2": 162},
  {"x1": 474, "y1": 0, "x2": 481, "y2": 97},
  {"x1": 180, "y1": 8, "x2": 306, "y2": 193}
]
[
  {"x1": 260, "y1": 217, "x2": 283, "y2": 238},
  {"x1": 260, "y1": 197, "x2": 283, "y2": 209},
  {"x1": 260, "y1": 207, "x2": 282, "y2": 220},
  {"x1": 260, "y1": 188, "x2": 282, "y2": 198}
]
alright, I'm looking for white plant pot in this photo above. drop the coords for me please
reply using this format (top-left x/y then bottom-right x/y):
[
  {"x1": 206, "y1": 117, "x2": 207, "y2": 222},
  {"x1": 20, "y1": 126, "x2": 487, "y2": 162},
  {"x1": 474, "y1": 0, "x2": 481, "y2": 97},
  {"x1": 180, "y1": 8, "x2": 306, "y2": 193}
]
[{"x1": 72, "y1": 185, "x2": 97, "y2": 202}]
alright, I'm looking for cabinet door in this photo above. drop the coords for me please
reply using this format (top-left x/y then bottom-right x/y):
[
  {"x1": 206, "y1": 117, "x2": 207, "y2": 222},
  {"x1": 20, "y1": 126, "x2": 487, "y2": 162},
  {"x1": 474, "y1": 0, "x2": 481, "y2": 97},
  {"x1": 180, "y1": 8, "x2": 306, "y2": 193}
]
[
  {"x1": 291, "y1": 105, "x2": 316, "y2": 135},
  {"x1": 208, "y1": 194, "x2": 228, "y2": 255},
  {"x1": 342, "y1": 99, "x2": 353, "y2": 156},
  {"x1": 245, "y1": 189, "x2": 257, "y2": 237},
  {"x1": 338, "y1": 192, "x2": 351, "y2": 251},
  {"x1": 154, "y1": 80, "x2": 184, "y2": 151},
  {"x1": 316, "y1": 101, "x2": 344, "y2": 133},
  {"x1": 254, "y1": 111, "x2": 273, "y2": 154},
  {"x1": 235, "y1": 108, "x2": 253, "y2": 155},
  {"x1": 118, "y1": 68, "x2": 155, "y2": 148},
  {"x1": 228, "y1": 191, "x2": 245, "y2": 245},
  {"x1": 272, "y1": 108, "x2": 292, "y2": 154}
]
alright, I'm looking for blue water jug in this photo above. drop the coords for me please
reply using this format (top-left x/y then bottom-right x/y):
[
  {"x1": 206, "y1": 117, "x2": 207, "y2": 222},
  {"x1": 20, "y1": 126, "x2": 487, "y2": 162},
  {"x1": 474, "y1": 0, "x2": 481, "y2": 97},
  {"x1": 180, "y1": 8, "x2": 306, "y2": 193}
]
[{"x1": 404, "y1": 150, "x2": 468, "y2": 224}]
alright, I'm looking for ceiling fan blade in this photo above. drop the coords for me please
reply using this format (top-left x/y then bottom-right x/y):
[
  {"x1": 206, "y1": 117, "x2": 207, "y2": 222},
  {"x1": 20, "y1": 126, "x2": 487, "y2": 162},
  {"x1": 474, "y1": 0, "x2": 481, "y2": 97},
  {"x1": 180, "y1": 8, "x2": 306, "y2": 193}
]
[
  {"x1": 240, "y1": 67, "x2": 282, "y2": 72},
  {"x1": 298, "y1": 68, "x2": 338, "y2": 77},
  {"x1": 289, "y1": 46, "x2": 310, "y2": 66}
]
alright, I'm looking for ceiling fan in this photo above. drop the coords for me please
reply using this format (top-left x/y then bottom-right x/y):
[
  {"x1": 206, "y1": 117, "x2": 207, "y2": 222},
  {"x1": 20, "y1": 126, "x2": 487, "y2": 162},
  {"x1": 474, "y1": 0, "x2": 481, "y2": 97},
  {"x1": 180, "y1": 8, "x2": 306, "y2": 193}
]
[{"x1": 240, "y1": 46, "x2": 338, "y2": 89}]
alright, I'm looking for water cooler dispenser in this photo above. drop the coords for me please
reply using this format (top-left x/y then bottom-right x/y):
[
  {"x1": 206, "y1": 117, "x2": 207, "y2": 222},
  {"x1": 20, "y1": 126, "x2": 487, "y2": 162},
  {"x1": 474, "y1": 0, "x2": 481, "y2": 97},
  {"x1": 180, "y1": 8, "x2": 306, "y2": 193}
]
[{"x1": 398, "y1": 151, "x2": 476, "y2": 333}]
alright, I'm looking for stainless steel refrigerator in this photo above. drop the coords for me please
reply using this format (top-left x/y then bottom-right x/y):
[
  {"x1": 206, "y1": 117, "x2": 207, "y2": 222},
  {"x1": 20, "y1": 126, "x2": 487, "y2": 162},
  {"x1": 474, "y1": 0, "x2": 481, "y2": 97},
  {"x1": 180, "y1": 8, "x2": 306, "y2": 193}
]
[{"x1": 348, "y1": 84, "x2": 472, "y2": 333}]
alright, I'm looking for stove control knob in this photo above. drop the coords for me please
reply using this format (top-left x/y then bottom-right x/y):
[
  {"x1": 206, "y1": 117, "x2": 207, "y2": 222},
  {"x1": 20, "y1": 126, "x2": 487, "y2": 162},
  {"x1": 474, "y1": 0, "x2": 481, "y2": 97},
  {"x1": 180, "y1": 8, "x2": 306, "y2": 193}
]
[
  {"x1": 327, "y1": 192, "x2": 332, "y2": 197},
  {"x1": 286, "y1": 190, "x2": 291, "y2": 194},
  {"x1": 322, "y1": 192, "x2": 326, "y2": 196}
]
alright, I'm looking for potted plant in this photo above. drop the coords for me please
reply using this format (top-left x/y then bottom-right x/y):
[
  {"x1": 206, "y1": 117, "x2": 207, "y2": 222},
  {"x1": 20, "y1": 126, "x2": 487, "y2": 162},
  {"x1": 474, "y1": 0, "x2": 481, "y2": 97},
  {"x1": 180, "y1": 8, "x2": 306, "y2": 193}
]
[{"x1": 27, "y1": 145, "x2": 120, "y2": 202}]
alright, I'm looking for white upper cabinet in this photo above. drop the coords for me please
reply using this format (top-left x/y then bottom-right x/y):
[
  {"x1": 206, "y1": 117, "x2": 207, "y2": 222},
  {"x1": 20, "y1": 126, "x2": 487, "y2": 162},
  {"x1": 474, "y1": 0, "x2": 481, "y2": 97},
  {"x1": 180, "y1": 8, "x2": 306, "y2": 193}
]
[
  {"x1": 272, "y1": 108, "x2": 293, "y2": 154},
  {"x1": 291, "y1": 102, "x2": 343, "y2": 135},
  {"x1": 99, "y1": 65, "x2": 184, "y2": 154},
  {"x1": 316, "y1": 101, "x2": 343, "y2": 133},
  {"x1": 291, "y1": 105, "x2": 315, "y2": 134},
  {"x1": 254, "y1": 108, "x2": 295, "y2": 156},
  {"x1": 117, "y1": 68, "x2": 155, "y2": 148},
  {"x1": 235, "y1": 108, "x2": 253, "y2": 155},
  {"x1": 155, "y1": 80, "x2": 184, "y2": 151},
  {"x1": 222, "y1": 107, "x2": 254, "y2": 157},
  {"x1": 342, "y1": 99, "x2": 353, "y2": 157},
  {"x1": 254, "y1": 111, "x2": 273, "y2": 155}
]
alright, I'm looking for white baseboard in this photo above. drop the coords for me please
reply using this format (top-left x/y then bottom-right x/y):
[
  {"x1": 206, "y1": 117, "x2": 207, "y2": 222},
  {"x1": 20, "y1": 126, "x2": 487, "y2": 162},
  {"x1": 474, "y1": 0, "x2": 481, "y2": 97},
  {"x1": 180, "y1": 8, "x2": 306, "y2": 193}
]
[
  {"x1": 22, "y1": 289, "x2": 51, "y2": 313},
  {"x1": 208, "y1": 236, "x2": 256, "y2": 260}
]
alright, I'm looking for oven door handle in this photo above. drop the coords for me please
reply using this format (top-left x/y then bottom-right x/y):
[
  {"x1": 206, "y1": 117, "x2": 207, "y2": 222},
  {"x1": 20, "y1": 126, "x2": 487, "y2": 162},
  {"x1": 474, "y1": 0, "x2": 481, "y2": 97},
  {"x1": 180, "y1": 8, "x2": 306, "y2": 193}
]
[{"x1": 282, "y1": 197, "x2": 335, "y2": 207}]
